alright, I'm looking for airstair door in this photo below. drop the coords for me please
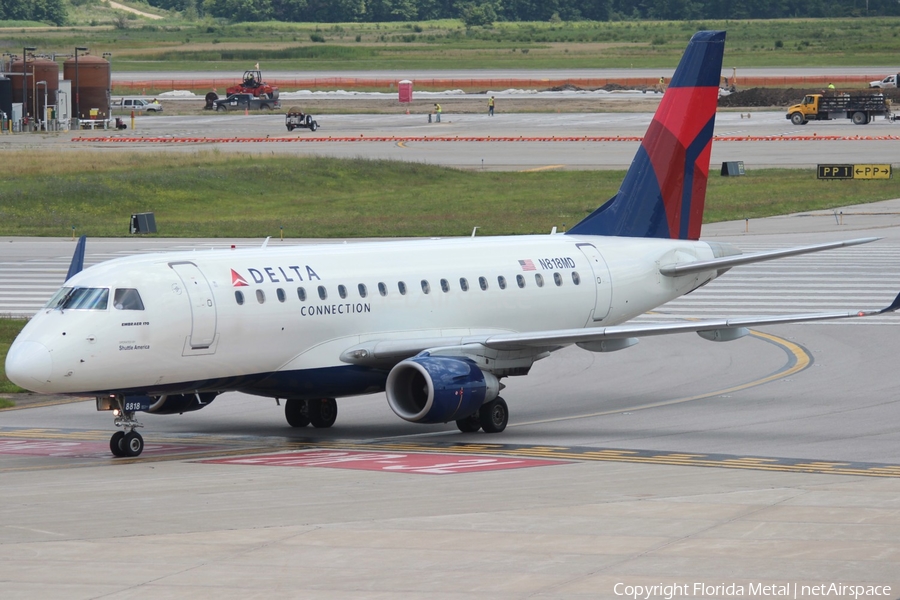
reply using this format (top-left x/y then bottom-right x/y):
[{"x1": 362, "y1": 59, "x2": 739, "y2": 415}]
[
  {"x1": 576, "y1": 243, "x2": 612, "y2": 321},
  {"x1": 170, "y1": 262, "x2": 217, "y2": 350}
]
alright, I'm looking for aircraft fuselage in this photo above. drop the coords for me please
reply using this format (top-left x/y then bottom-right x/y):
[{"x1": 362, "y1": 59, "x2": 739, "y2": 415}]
[{"x1": 9, "y1": 234, "x2": 722, "y2": 399}]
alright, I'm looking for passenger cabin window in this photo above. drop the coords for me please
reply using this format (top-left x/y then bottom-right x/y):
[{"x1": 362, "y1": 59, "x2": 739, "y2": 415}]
[
  {"x1": 498, "y1": 276, "x2": 507, "y2": 290},
  {"x1": 421, "y1": 280, "x2": 431, "y2": 294},
  {"x1": 535, "y1": 274, "x2": 544, "y2": 287},
  {"x1": 114, "y1": 288, "x2": 145, "y2": 310},
  {"x1": 397, "y1": 281, "x2": 406, "y2": 295},
  {"x1": 256, "y1": 290, "x2": 266, "y2": 304},
  {"x1": 235, "y1": 291, "x2": 245, "y2": 305},
  {"x1": 380, "y1": 282, "x2": 389, "y2": 296},
  {"x1": 459, "y1": 278, "x2": 469, "y2": 292},
  {"x1": 440, "y1": 279, "x2": 450, "y2": 293},
  {"x1": 276, "y1": 288, "x2": 286, "y2": 303},
  {"x1": 516, "y1": 275, "x2": 526, "y2": 289},
  {"x1": 338, "y1": 285, "x2": 348, "y2": 299},
  {"x1": 47, "y1": 287, "x2": 109, "y2": 310},
  {"x1": 479, "y1": 276, "x2": 488, "y2": 291},
  {"x1": 553, "y1": 273, "x2": 563, "y2": 286},
  {"x1": 358, "y1": 284, "x2": 368, "y2": 298},
  {"x1": 318, "y1": 286, "x2": 327, "y2": 300},
  {"x1": 297, "y1": 287, "x2": 307, "y2": 301},
  {"x1": 572, "y1": 272, "x2": 581, "y2": 285}
]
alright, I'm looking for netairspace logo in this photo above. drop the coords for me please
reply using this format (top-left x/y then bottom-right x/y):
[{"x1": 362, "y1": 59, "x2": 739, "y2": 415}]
[{"x1": 613, "y1": 582, "x2": 893, "y2": 600}]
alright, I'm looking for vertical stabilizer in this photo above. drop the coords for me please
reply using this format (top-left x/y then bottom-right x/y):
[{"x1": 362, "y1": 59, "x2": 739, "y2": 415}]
[{"x1": 567, "y1": 31, "x2": 725, "y2": 240}]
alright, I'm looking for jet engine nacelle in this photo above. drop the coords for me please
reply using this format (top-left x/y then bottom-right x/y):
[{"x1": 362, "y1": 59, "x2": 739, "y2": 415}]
[
  {"x1": 385, "y1": 356, "x2": 500, "y2": 424},
  {"x1": 147, "y1": 392, "x2": 218, "y2": 415}
]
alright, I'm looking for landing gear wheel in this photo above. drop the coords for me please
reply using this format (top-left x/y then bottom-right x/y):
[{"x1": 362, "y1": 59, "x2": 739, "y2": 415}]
[
  {"x1": 309, "y1": 398, "x2": 337, "y2": 428},
  {"x1": 456, "y1": 413, "x2": 482, "y2": 433},
  {"x1": 122, "y1": 431, "x2": 144, "y2": 457},
  {"x1": 110, "y1": 431, "x2": 126, "y2": 457},
  {"x1": 285, "y1": 399, "x2": 311, "y2": 427},
  {"x1": 479, "y1": 397, "x2": 508, "y2": 433},
  {"x1": 790, "y1": 112, "x2": 804, "y2": 125}
]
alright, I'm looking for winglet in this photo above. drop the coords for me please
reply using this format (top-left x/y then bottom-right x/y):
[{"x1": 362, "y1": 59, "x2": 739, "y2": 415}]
[
  {"x1": 65, "y1": 235, "x2": 87, "y2": 282},
  {"x1": 879, "y1": 291, "x2": 900, "y2": 314},
  {"x1": 568, "y1": 31, "x2": 725, "y2": 240}
]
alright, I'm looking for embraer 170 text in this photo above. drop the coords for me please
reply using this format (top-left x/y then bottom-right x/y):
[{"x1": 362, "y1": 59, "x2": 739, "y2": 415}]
[{"x1": 7, "y1": 31, "x2": 899, "y2": 457}]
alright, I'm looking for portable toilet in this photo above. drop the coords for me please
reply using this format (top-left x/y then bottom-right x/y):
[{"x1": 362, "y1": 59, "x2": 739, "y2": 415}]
[{"x1": 398, "y1": 80, "x2": 413, "y2": 103}]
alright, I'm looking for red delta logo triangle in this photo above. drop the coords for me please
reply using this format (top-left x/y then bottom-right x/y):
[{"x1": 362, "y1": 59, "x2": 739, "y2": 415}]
[{"x1": 231, "y1": 269, "x2": 249, "y2": 287}]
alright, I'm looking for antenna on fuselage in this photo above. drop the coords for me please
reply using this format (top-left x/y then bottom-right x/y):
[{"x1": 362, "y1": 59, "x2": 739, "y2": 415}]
[
  {"x1": 65, "y1": 235, "x2": 87, "y2": 282},
  {"x1": 262, "y1": 236, "x2": 271, "y2": 248},
  {"x1": 471, "y1": 227, "x2": 479, "y2": 237}
]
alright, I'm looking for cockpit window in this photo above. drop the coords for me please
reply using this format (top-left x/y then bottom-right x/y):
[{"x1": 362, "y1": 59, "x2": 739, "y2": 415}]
[
  {"x1": 46, "y1": 287, "x2": 109, "y2": 310},
  {"x1": 114, "y1": 288, "x2": 145, "y2": 310}
]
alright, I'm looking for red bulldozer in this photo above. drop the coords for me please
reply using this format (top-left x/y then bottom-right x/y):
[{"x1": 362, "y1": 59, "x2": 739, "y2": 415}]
[{"x1": 226, "y1": 69, "x2": 279, "y2": 101}]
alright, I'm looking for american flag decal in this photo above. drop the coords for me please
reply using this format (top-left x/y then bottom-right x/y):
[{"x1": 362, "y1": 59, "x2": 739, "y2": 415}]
[{"x1": 518, "y1": 259, "x2": 536, "y2": 271}]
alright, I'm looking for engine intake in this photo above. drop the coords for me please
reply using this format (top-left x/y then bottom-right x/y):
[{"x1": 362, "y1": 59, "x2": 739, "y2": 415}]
[{"x1": 386, "y1": 356, "x2": 500, "y2": 424}]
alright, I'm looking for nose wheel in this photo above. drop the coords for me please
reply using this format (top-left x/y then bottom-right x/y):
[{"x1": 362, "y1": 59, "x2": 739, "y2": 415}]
[{"x1": 110, "y1": 430, "x2": 144, "y2": 457}]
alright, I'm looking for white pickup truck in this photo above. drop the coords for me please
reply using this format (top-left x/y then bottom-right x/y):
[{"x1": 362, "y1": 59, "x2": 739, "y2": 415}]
[
  {"x1": 112, "y1": 98, "x2": 163, "y2": 112},
  {"x1": 869, "y1": 74, "x2": 898, "y2": 89}
]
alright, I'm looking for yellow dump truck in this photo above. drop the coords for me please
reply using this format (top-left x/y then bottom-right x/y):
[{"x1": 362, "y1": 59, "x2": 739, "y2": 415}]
[{"x1": 786, "y1": 91, "x2": 891, "y2": 125}]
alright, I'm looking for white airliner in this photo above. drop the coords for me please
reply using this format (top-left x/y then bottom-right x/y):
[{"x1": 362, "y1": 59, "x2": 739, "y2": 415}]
[{"x1": 6, "y1": 31, "x2": 898, "y2": 458}]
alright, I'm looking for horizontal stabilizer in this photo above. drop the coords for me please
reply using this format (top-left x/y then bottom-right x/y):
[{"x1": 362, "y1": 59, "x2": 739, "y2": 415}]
[{"x1": 660, "y1": 237, "x2": 878, "y2": 277}]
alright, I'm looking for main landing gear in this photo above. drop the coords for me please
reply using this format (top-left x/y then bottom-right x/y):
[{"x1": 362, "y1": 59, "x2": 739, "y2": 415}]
[
  {"x1": 109, "y1": 397, "x2": 144, "y2": 458},
  {"x1": 285, "y1": 398, "x2": 338, "y2": 428},
  {"x1": 455, "y1": 397, "x2": 508, "y2": 434}
]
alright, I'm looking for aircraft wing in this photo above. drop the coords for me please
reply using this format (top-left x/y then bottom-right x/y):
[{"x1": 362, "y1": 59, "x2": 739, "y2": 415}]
[
  {"x1": 341, "y1": 292, "x2": 900, "y2": 367},
  {"x1": 660, "y1": 237, "x2": 878, "y2": 277},
  {"x1": 478, "y1": 304, "x2": 896, "y2": 350}
]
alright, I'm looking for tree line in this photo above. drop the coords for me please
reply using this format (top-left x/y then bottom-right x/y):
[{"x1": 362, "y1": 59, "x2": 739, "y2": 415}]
[
  {"x1": 0, "y1": 0, "x2": 66, "y2": 25},
  {"x1": 176, "y1": 0, "x2": 899, "y2": 23},
  {"x1": 1, "y1": 0, "x2": 896, "y2": 27}
]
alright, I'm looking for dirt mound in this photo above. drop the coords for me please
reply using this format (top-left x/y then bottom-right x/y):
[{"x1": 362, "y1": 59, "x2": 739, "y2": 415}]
[
  {"x1": 719, "y1": 87, "x2": 900, "y2": 108},
  {"x1": 547, "y1": 83, "x2": 584, "y2": 92}
]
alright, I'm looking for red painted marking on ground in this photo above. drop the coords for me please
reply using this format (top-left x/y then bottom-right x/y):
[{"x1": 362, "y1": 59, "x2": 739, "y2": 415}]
[
  {"x1": 202, "y1": 449, "x2": 570, "y2": 475},
  {"x1": 0, "y1": 439, "x2": 215, "y2": 458},
  {"x1": 71, "y1": 135, "x2": 900, "y2": 144}
]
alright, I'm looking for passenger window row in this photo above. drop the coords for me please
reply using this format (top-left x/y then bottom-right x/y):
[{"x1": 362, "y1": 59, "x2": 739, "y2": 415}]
[{"x1": 234, "y1": 271, "x2": 581, "y2": 305}]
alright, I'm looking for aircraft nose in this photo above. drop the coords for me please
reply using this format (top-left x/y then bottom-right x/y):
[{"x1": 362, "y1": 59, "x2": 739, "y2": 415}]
[{"x1": 5, "y1": 340, "x2": 53, "y2": 390}]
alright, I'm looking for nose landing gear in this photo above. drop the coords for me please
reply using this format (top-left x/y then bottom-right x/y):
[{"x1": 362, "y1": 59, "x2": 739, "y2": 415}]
[{"x1": 108, "y1": 396, "x2": 145, "y2": 457}]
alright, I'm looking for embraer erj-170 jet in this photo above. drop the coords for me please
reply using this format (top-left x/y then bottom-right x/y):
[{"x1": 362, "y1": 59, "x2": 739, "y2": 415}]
[{"x1": 7, "y1": 31, "x2": 899, "y2": 457}]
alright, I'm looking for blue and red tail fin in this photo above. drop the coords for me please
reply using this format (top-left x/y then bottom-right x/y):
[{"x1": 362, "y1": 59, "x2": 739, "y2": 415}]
[{"x1": 567, "y1": 30, "x2": 725, "y2": 240}]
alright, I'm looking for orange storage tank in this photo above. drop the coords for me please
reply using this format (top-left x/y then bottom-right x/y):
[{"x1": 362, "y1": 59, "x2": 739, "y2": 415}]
[
  {"x1": 63, "y1": 54, "x2": 110, "y2": 120},
  {"x1": 9, "y1": 57, "x2": 59, "y2": 120}
]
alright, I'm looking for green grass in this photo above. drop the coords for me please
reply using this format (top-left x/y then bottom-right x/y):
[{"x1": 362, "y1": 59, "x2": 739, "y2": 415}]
[
  {"x1": 3, "y1": 18, "x2": 900, "y2": 71},
  {"x1": 0, "y1": 153, "x2": 897, "y2": 238},
  {"x1": 0, "y1": 317, "x2": 28, "y2": 396}
]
